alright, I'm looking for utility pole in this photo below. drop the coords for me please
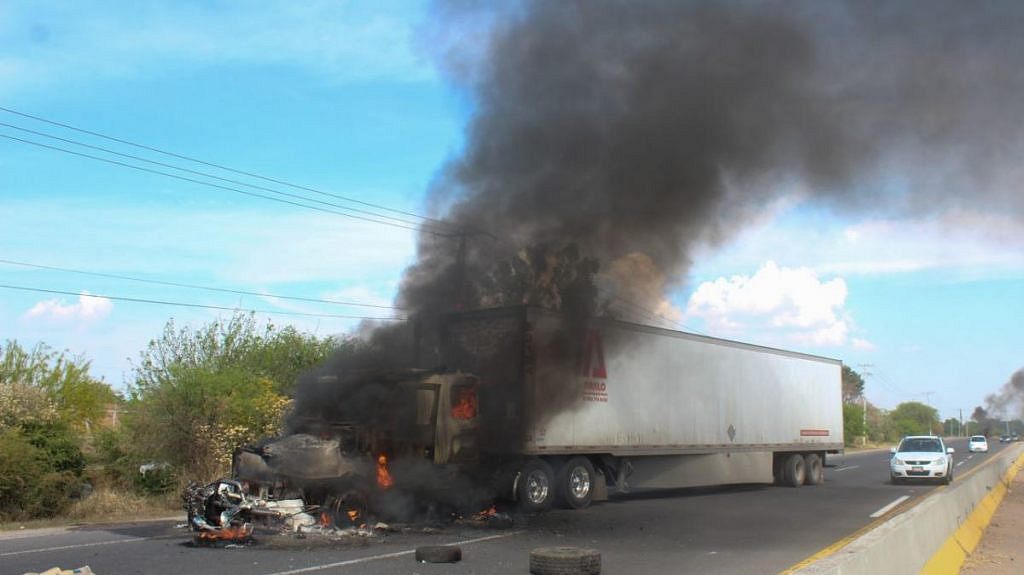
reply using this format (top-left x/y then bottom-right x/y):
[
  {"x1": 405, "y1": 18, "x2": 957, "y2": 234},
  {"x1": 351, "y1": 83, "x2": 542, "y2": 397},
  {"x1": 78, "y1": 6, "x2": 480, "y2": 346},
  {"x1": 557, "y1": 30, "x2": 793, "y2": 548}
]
[
  {"x1": 959, "y1": 408, "x2": 964, "y2": 438},
  {"x1": 857, "y1": 364, "x2": 874, "y2": 442}
]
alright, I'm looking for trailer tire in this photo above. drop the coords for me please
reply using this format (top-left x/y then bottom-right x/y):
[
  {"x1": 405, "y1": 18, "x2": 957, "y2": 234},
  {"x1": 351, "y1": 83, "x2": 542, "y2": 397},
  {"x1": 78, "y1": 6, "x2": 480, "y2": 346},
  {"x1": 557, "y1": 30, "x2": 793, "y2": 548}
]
[
  {"x1": 529, "y1": 546, "x2": 601, "y2": 575},
  {"x1": 556, "y1": 457, "x2": 596, "y2": 509},
  {"x1": 517, "y1": 459, "x2": 556, "y2": 512},
  {"x1": 803, "y1": 454, "x2": 824, "y2": 485},
  {"x1": 782, "y1": 454, "x2": 806, "y2": 487},
  {"x1": 415, "y1": 545, "x2": 462, "y2": 563}
]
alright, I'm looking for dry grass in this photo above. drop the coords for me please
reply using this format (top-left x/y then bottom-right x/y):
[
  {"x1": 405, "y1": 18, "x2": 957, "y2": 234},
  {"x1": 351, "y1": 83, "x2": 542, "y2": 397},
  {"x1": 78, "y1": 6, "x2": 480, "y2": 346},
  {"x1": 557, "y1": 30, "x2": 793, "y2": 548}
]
[{"x1": 0, "y1": 488, "x2": 180, "y2": 531}]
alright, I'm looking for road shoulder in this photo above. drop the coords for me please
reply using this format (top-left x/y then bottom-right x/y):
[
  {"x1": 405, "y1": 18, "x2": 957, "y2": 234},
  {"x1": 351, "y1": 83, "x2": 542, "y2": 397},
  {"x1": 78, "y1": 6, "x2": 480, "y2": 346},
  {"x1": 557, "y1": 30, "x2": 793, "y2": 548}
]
[{"x1": 960, "y1": 466, "x2": 1024, "y2": 574}]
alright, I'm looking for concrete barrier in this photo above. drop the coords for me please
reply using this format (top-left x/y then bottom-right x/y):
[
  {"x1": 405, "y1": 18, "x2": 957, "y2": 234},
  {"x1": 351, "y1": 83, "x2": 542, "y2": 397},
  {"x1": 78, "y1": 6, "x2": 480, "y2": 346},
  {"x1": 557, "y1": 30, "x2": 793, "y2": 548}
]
[{"x1": 791, "y1": 444, "x2": 1024, "y2": 575}]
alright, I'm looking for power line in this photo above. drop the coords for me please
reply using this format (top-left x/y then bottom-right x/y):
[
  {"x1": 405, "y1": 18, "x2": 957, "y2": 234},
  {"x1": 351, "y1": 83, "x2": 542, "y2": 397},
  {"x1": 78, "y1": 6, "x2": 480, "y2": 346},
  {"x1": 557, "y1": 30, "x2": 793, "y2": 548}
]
[
  {"x1": 0, "y1": 132, "x2": 452, "y2": 236},
  {"x1": 0, "y1": 105, "x2": 451, "y2": 228},
  {"x1": 0, "y1": 106, "x2": 684, "y2": 331},
  {"x1": 0, "y1": 121, "x2": 455, "y2": 234},
  {"x1": 0, "y1": 258, "x2": 405, "y2": 311},
  {"x1": 0, "y1": 284, "x2": 405, "y2": 321}
]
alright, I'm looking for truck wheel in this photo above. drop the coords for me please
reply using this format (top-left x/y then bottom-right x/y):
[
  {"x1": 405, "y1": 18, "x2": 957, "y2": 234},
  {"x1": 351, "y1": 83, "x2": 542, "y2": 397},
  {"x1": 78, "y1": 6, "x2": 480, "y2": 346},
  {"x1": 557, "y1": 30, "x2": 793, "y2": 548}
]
[
  {"x1": 556, "y1": 457, "x2": 595, "y2": 509},
  {"x1": 415, "y1": 545, "x2": 462, "y2": 563},
  {"x1": 803, "y1": 454, "x2": 823, "y2": 485},
  {"x1": 782, "y1": 454, "x2": 806, "y2": 487},
  {"x1": 529, "y1": 546, "x2": 601, "y2": 575},
  {"x1": 517, "y1": 459, "x2": 555, "y2": 512}
]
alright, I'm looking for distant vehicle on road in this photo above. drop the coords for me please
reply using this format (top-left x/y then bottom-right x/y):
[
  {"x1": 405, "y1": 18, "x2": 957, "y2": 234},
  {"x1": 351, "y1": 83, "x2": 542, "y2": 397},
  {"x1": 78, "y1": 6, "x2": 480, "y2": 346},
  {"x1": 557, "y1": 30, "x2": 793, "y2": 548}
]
[
  {"x1": 1000, "y1": 434, "x2": 1011, "y2": 443},
  {"x1": 890, "y1": 436, "x2": 955, "y2": 485},
  {"x1": 968, "y1": 435, "x2": 989, "y2": 453},
  {"x1": 1013, "y1": 434, "x2": 1021, "y2": 442}
]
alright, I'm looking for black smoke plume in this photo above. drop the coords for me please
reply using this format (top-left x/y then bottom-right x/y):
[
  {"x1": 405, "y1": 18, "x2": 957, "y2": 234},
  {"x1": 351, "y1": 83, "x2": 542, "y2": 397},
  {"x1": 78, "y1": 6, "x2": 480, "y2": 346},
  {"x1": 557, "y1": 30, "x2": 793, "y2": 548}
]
[
  {"x1": 284, "y1": 1, "x2": 1024, "y2": 502},
  {"x1": 983, "y1": 369, "x2": 1024, "y2": 420}
]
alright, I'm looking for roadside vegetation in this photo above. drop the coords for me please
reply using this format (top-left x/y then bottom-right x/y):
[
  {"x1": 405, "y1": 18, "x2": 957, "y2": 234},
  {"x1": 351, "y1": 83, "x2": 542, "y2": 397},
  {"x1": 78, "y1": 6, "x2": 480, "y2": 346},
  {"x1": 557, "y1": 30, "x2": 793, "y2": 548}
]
[
  {"x1": 0, "y1": 313, "x2": 339, "y2": 527},
  {"x1": 841, "y1": 366, "x2": 1023, "y2": 448}
]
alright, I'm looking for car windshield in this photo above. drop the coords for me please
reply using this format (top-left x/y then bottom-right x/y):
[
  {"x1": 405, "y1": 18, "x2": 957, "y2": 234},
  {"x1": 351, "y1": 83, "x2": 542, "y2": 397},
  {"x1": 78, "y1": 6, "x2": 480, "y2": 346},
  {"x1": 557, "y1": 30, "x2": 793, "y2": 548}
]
[
  {"x1": 898, "y1": 438, "x2": 943, "y2": 453},
  {"x1": 970, "y1": 436, "x2": 985, "y2": 442}
]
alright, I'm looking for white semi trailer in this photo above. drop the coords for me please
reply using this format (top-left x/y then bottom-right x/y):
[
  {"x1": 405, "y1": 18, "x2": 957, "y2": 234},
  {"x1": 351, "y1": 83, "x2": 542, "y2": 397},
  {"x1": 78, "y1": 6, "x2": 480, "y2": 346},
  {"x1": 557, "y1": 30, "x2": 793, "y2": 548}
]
[
  {"x1": 440, "y1": 305, "x2": 844, "y2": 511},
  {"x1": 235, "y1": 305, "x2": 844, "y2": 517}
]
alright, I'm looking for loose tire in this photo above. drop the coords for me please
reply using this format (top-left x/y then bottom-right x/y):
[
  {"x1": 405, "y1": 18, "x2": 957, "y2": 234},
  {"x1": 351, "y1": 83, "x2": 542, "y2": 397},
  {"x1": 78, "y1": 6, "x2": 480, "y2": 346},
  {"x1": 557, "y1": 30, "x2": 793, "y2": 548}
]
[
  {"x1": 556, "y1": 457, "x2": 596, "y2": 509},
  {"x1": 782, "y1": 454, "x2": 806, "y2": 487},
  {"x1": 803, "y1": 454, "x2": 824, "y2": 485},
  {"x1": 415, "y1": 545, "x2": 462, "y2": 563},
  {"x1": 518, "y1": 459, "x2": 556, "y2": 512},
  {"x1": 529, "y1": 546, "x2": 601, "y2": 575}
]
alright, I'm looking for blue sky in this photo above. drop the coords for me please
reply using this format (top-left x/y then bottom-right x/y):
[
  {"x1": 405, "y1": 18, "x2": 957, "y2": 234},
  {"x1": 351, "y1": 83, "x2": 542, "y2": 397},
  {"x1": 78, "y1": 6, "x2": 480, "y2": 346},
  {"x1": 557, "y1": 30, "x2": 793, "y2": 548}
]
[{"x1": 2, "y1": 1, "x2": 1021, "y2": 422}]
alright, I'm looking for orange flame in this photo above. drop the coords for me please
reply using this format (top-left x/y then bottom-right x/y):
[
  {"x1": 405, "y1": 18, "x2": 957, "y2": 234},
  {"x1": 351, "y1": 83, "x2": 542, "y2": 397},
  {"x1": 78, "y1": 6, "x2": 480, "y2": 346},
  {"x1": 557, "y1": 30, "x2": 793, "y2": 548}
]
[
  {"x1": 451, "y1": 387, "x2": 478, "y2": 420},
  {"x1": 473, "y1": 505, "x2": 497, "y2": 520},
  {"x1": 319, "y1": 511, "x2": 331, "y2": 528},
  {"x1": 197, "y1": 524, "x2": 253, "y2": 542},
  {"x1": 347, "y1": 510, "x2": 360, "y2": 522},
  {"x1": 377, "y1": 454, "x2": 394, "y2": 489}
]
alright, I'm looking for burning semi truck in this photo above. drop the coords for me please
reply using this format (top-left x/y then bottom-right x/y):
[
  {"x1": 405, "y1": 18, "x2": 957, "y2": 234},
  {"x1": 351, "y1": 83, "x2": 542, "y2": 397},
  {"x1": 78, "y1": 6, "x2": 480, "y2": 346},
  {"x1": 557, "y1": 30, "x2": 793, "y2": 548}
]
[{"x1": 230, "y1": 305, "x2": 842, "y2": 523}]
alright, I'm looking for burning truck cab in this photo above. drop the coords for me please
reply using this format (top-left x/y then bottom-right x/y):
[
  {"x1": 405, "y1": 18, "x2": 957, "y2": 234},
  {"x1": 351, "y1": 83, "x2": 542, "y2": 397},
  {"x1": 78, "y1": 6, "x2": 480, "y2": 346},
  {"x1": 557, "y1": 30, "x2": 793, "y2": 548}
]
[
  {"x1": 231, "y1": 371, "x2": 488, "y2": 524},
  {"x1": 228, "y1": 305, "x2": 843, "y2": 522}
]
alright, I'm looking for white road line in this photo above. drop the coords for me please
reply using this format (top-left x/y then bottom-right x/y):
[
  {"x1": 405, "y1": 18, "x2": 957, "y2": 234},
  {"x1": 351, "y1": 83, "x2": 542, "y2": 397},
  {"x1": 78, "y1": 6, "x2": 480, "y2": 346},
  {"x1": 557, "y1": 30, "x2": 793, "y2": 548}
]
[
  {"x1": 956, "y1": 461, "x2": 967, "y2": 467},
  {"x1": 832, "y1": 465, "x2": 859, "y2": 472},
  {"x1": 870, "y1": 495, "x2": 911, "y2": 518},
  {"x1": 261, "y1": 530, "x2": 524, "y2": 575},
  {"x1": 0, "y1": 536, "x2": 162, "y2": 557}
]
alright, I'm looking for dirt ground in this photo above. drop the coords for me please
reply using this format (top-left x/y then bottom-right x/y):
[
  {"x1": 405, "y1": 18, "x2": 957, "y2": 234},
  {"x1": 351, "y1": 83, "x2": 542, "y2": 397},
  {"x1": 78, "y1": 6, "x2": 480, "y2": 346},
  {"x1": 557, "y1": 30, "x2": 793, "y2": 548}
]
[{"x1": 960, "y1": 470, "x2": 1023, "y2": 574}]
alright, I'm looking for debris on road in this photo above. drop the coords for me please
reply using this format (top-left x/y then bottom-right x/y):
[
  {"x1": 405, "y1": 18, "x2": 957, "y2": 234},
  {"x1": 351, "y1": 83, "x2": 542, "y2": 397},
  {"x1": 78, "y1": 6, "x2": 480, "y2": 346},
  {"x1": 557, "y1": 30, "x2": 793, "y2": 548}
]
[
  {"x1": 22, "y1": 567, "x2": 94, "y2": 575},
  {"x1": 530, "y1": 546, "x2": 601, "y2": 575}
]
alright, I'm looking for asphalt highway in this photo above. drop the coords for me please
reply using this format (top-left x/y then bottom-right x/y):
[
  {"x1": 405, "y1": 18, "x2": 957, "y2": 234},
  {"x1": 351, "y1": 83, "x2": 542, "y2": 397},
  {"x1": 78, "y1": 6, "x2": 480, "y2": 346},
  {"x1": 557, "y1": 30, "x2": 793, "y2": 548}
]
[{"x1": 2, "y1": 437, "x2": 1011, "y2": 575}]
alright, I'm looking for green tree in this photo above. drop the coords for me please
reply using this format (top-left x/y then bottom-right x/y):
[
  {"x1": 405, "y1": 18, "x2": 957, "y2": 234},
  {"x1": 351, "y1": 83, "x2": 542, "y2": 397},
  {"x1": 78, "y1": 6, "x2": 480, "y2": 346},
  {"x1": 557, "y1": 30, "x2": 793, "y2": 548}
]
[
  {"x1": 843, "y1": 403, "x2": 866, "y2": 446},
  {"x1": 842, "y1": 365, "x2": 865, "y2": 403},
  {"x1": 0, "y1": 340, "x2": 118, "y2": 432},
  {"x1": 127, "y1": 313, "x2": 336, "y2": 480},
  {"x1": 942, "y1": 417, "x2": 961, "y2": 437},
  {"x1": 890, "y1": 401, "x2": 939, "y2": 437}
]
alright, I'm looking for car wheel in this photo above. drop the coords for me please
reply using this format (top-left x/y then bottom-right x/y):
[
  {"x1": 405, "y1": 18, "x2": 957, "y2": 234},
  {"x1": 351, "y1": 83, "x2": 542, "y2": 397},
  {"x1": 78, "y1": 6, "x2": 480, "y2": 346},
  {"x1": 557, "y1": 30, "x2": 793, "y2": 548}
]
[
  {"x1": 890, "y1": 474, "x2": 902, "y2": 485},
  {"x1": 529, "y1": 547, "x2": 601, "y2": 575},
  {"x1": 944, "y1": 466, "x2": 954, "y2": 485}
]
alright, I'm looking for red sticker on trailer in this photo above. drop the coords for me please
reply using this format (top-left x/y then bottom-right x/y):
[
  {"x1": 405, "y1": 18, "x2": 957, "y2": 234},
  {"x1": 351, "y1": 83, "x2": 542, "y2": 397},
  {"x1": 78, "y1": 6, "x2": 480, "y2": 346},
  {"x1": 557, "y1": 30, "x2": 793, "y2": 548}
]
[
  {"x1": 800, "y1": 429, "x2": 830, "y2": 437},
  {"x1": 578, "y1": 330, "x2": 609, "y2": 402}
]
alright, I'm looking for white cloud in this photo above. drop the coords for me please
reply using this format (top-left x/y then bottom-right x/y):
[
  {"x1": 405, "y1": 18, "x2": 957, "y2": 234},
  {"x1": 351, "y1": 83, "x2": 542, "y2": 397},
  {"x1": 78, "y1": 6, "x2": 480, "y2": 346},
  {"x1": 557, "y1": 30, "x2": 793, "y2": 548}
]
[
  {"x1": 685, "y1": 261, "x2": 852, "y2": 347},
  {"x1": 25, "y1": 292, "x2": 113, "y2": 323},
  {"x1": 852, "y1": 338, "x2": 877, "y2": 351}
]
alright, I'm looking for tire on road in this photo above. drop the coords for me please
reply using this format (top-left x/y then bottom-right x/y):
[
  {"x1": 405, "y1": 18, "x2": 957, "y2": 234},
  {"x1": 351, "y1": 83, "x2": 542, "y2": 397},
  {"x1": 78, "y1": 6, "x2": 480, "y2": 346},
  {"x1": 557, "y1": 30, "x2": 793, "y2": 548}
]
[
  {"x1": 803, "y1": 453, "x2": 824, "y2": 485},
  {"x1": 518, "y1": 458, "x2": 556, "y2": 512},
  {"x1": 415, "y1": 545, "x2": 462, "y2": 563},
  {"x1": 890, "y1": 474, "x2": 903, "y2": 485},
  {"x1": 782, "y1": 454, "x2": 806, "y2": 487},
  {"x1": 529, "y1": 546, "x2": 601, "y2": 575},
  {"x1": 944, "y1": 466, "x2": 954, "y2": 485},
  {"x1": 556, "y1": 457, "x2": 596, "y2": 509}
]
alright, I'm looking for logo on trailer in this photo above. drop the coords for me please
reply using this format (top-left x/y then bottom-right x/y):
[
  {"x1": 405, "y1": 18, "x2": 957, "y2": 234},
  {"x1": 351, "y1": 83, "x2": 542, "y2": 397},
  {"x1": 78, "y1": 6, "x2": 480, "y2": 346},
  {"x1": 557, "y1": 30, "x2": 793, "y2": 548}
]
[{"x1": 578, "y1": 330, "x2": 609, "y2": 402}]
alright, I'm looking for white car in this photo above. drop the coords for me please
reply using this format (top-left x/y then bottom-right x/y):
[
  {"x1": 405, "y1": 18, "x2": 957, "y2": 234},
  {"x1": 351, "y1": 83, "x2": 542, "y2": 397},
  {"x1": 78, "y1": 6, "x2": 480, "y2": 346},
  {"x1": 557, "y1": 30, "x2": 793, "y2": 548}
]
[
  {"x1": 968, "y1": 435, "x2": 989, "y2": 453},
  {"x1": 890, "y1": 435, "x2": 954, "y2": 484}
]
